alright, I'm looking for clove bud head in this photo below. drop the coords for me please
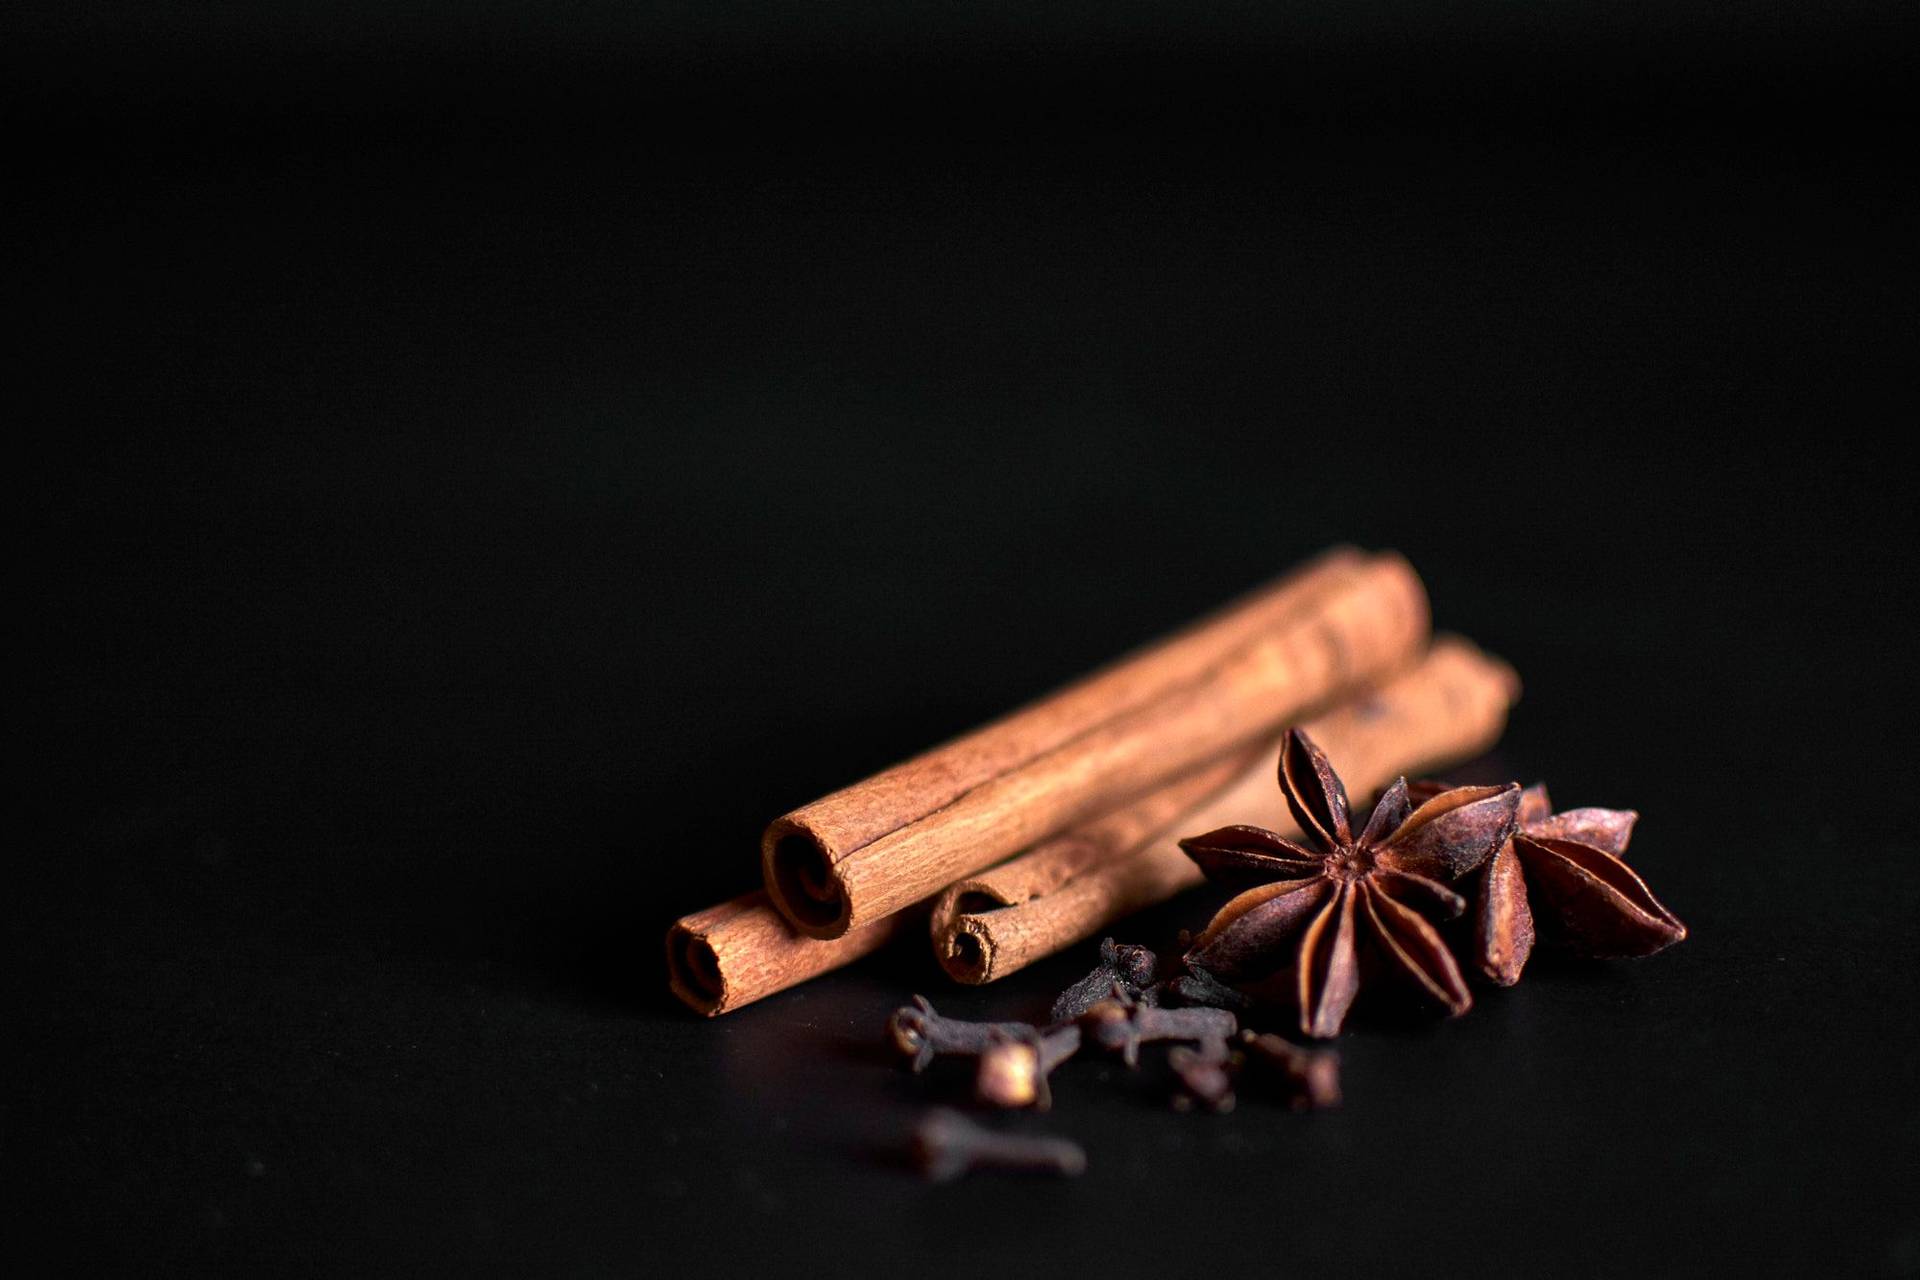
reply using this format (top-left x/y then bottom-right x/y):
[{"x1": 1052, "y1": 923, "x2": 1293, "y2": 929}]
[
  {"x1": 887, "y1": 999, "x2": 933, "y2": 1059},
  {"x1": 975, "y1": 1039, "x2": 1042, "y2": 1109}
]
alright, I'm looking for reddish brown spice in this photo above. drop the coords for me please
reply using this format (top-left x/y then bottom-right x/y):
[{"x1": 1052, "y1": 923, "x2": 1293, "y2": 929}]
[
  {"x1": 1239, "y1": 1031, "x2": 1343, "y2": 1110},
  {"x1": 1168, "y1": 1043, "x2": 1238, "y2": 1113},
  {"x1": 765, "y1": 552, "x2": 1429, "y2": 938},
  {"x1": 1049, "y1": 938, "x2": 1161, "y2": 1024},
  {"x1": 913, "y1": 1109, "x2": 1087, "y2": 1180},
  {"x1": 974, "y1": 1024, "x2": 1082, "y2": 1110},
  {"x1": 1079, "y1": 988, "x2": 1238, "y2": 1067},
  {"x1": 1424, "y1": 781, "x2": 1687, "y2": 985},
  {"x1": 887, "y1": 997, "x2": 1037, "y2": 1073},
  {"x1": 1178, "y1": 729, "x2": 1522, "y2": 1037}
]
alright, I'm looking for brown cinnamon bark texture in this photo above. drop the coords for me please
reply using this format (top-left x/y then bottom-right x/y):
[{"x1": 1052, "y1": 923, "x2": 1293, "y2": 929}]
[
  {"x1": 764, "y1": 550, "x2": 1429, "y2": 937},
  {"x1": 930, "y1": 636, "x2": 1519, "y2": 984},
  {"x1": 665, "y1": 891, "x2": 911, "y2": 1016}
]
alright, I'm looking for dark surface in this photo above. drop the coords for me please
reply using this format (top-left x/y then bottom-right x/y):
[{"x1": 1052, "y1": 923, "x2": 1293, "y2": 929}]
[{"x1": 12, "y1": 4, "x2": 1919, "y2": 1276}]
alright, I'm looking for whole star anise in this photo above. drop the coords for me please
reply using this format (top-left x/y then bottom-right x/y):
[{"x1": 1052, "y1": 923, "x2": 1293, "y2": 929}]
[
  {"x1": 1177, "y1": 730, "x2": 1522, "y2": 1038},
  {"x1": 1427, "y1": 781, "x2": 1688, "y2": 986}
]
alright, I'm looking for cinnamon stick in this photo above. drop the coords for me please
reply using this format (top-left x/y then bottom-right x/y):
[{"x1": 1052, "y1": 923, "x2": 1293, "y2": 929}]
[
  {"x1": 930, "y1": 636, "x2": 1520, "y2": 984},
  {"x1": 665, "y1": 891, "x2": 911, "y2": 1017},
  {"x1": 764, "y1": 550, "x2": 1429, "y2": 937},
  {"x1": 758, "y1": 549, "x2": 1362, "y2": 932}
]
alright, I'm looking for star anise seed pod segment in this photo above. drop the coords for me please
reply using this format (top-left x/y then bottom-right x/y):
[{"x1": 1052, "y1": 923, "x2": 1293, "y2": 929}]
[
  {"x1": 1178, "y1": 730, "x2": 1522, "y2": 1038},
  {"x1": 1433, "y1": 781, "x2": 1687, "y2": 986}
]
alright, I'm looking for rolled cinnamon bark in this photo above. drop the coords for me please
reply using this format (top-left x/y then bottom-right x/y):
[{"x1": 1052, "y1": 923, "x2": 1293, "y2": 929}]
[
  {"x1": 931, "y1": 636, "x2": 1520, "y2": 984},
  {"x1": 765, "y1": 550, "x2": 1429, "y2": 938},
  {"x1": 665, "y1": 891, "x2": 911, "y2": 1017}
]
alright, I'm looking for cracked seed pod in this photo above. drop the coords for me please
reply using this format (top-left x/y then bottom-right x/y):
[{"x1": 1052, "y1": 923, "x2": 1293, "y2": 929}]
[{"x1": 1420, "y1": 781, "x2": 1686, "y2": 985}]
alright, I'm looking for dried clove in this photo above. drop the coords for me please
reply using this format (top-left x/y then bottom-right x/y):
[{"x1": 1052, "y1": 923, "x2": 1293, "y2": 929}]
[
  {"x1": 1156, "y1": 961, "x2": 1251, "y2": 1012},
  {"x1": 1080, "y1": 987, "x2": 1238, "y2": 1067},
  {"x1": 975, "y1": 1024, "x2": 1082, "y2": 1110},
  {"x1": 1168, "y1": 1043, "x2": 1239, "y2": 1113},
  {"x1": 1239, "y1": 1031, "x2": 1342, "y2": 1110},
  {"x1": 887, "y1": 996, "x2": 1037, "y2": 1073},
  {"x1": 1049, "y1": 938, "x2": 1161, "y2": 1025},
  {"x1": 912, "y1": 1109, "x2": 1087, "y2": 1181}
]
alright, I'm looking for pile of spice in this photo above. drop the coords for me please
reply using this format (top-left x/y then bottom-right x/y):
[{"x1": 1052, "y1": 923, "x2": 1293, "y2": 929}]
[
  {"x1": 660, "y1": 549, "x2": 1690, "y2": 1177},
  {"x1": 888, "y1": 728, "x2": 1686, "y2": 1177},
  {"x1": 892, "y1": 938, "x2": 1341, "y2": 1114}
]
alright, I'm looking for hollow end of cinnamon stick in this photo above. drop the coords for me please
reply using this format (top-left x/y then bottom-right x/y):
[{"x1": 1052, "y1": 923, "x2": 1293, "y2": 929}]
[
  {"x1": 664, "y1": 920, "x2": 728, "y2": 1017},
  {"x1": 666, "y1": 891, "x2": 912, "y2": 1016},
  {"x1": 761, "y1": 816, "x2": 853, "y2": 938},
  {"x1": 943, "y1": 926, "x2": 992, "y2": 984},
  {"x1": 936, "y1": 900, "x2": 1009, "y2": 984}
]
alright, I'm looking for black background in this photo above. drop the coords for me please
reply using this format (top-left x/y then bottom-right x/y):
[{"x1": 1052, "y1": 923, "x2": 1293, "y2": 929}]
[{"x1": 12, "y1": 3, "x2": 1919, "y2": 1276}]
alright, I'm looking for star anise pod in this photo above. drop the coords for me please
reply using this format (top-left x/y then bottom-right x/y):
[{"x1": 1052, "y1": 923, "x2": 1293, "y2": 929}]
[
  {"x1": 1414, "y1": 781, "x2": 1688, "y2": 986},
  {"x1": 1177, "y1": 729, "x2": 1522, "y2": 1038}
]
